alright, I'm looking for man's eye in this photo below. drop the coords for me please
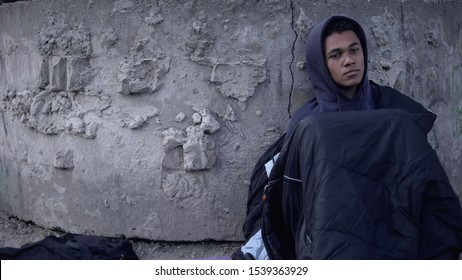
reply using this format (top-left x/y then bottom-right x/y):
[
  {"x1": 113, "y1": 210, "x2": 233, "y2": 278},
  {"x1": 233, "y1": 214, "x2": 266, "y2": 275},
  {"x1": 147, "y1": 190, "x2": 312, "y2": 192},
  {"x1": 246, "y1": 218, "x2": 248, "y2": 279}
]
[
  {"x1": 330, "y1": 53, "x2": 340, "y2": 59},
  {"x1": 351, "y1": 48, "x2": 360, "y2": 54}
]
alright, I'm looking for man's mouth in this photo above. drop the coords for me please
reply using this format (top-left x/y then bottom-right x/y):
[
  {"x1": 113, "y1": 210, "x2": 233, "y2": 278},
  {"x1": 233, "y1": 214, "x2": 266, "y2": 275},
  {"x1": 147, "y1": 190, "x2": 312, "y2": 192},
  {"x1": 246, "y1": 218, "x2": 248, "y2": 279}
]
[{"x1": 344, "y1": 69, "x2": 360, "y2": 77}]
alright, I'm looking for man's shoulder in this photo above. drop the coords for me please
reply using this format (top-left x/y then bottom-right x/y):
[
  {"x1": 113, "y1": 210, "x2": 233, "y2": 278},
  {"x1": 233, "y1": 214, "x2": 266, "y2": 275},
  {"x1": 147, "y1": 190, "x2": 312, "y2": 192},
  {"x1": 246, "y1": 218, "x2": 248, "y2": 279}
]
[
  {"x1": 286, "y1": 98, "x2": 318, "y2": 137},
  {"x1": 371, "y1": 81, "x2": 430, "y2": 114},
  {"x1": 371, "y1": 81, "x2": 405, "y2": 99}
]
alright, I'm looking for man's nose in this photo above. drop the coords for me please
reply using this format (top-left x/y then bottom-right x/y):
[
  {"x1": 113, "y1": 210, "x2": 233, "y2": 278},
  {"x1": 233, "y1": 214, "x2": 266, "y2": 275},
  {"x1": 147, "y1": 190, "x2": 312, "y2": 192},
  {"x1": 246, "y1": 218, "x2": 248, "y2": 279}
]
[{"x1": 343, "y1": 53, "x2": 355, "y2": 66}]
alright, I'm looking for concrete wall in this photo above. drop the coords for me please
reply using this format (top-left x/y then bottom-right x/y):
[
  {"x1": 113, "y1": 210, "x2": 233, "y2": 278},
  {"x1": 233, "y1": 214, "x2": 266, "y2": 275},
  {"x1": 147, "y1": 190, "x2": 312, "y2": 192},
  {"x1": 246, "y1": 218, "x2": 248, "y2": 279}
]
[{"x1": 0, "y1": 0, "x2": 461, "y2": 241}]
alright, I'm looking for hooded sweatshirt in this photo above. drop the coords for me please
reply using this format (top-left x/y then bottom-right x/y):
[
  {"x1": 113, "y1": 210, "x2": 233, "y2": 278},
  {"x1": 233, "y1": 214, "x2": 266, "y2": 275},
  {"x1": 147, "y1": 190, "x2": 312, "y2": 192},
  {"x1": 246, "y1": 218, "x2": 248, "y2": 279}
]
[{"x1": 286, "y1": 15, "x2": 375, "y2": 139}]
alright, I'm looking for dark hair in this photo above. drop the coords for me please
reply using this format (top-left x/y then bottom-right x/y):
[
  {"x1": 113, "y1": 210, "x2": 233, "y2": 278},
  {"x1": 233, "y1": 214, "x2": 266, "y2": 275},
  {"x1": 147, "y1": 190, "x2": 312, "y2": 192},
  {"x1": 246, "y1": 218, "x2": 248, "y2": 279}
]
[{"x1": 323, "y1": 18, "x2": 362, "y2": 41}]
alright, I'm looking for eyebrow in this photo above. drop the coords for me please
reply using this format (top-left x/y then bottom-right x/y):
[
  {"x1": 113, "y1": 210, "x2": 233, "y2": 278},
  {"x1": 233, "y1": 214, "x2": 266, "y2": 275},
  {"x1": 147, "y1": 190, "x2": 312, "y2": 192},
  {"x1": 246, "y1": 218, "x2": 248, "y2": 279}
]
[{"x1": 326, "y1": 42, "x2": 360, "y2": 56}]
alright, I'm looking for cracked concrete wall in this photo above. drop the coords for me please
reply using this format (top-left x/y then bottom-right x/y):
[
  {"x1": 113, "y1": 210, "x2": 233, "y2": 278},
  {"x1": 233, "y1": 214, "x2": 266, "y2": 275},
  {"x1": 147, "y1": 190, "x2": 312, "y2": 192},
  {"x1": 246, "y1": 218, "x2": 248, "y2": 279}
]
[{"x1": 0, "y1": 0, "x2": 461, "y2": 241}]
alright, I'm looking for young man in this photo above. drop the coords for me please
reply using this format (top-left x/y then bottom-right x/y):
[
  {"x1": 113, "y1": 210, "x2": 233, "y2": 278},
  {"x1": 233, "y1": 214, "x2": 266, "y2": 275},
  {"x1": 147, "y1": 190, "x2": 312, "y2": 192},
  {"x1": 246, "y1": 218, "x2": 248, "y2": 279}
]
[
  {"x1": 286, "y1": 15, "x2": 429, "y2": 140},
  {"x1": 260, "y1": 15, "x2": 462, "y2": 259}
]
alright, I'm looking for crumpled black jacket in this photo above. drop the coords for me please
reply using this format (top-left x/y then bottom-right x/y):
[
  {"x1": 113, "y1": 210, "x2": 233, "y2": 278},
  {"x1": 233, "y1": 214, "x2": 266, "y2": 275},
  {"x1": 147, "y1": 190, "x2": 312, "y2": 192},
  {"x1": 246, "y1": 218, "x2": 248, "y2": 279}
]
[{"x1": 262, "y1": 107, "x2": 462, "y2": 259}]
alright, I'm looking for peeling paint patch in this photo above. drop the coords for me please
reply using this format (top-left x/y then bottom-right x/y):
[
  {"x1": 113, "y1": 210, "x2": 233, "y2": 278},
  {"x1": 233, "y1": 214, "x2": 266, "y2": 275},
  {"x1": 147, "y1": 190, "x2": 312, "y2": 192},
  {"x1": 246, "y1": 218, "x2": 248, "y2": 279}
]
[
  {"x1": 210, "y1": 60, "x2": 266, "y2": 111},
  {"x1": 34, "y1": 193, "x2": 69, "y2": 226},
  {"x1": 161, "y1": 173, "x2": 207, "y2": 211},
  {"x1": 112, "y1": 0, "x2": 135, "y2": 14},
  {"x1": 38, "y1": 15, "x2": 92, "y2": 57},
  {"x1": 118, "y1": 58, "x2": 170, "y2": 95},
  {"x1": 54, "y1": 149, "x2": 74, "y2": 170},
  {"x1": 162, "y1": 109, "x2": 220, "y2": 172},
  {"x1": 141, "y1": 212, "x2": 163, "y2": 236}
]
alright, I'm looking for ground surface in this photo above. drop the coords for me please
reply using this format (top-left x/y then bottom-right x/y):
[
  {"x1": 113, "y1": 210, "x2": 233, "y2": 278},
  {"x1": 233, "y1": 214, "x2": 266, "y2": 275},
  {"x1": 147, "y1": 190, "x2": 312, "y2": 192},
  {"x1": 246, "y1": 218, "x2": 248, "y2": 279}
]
[{"x1": 0, "y1": 210, "x2": 241, "y2": 260}]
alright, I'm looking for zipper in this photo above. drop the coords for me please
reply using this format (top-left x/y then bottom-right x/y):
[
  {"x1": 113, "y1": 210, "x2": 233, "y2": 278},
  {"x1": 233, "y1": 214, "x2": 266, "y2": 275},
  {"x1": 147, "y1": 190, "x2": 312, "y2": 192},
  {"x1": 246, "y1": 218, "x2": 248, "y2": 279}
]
[{"x1": 262, "y1": 184, "x2": 269, "y2": 201}]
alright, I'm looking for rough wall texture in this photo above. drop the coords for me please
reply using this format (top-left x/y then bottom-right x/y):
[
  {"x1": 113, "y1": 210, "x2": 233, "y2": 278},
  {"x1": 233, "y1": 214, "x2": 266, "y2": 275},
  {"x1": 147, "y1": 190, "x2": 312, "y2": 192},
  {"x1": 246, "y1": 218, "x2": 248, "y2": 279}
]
[{"x1": 0, "y1": 0, "x2": 461, "y2": 241}]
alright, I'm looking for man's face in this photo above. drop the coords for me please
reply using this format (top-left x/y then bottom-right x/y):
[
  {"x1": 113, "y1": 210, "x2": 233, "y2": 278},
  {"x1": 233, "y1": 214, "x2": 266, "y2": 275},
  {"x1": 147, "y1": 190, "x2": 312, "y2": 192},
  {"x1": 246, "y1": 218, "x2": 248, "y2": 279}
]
[{"x1": 324, "y1": 30, "x2": 364, "y2": 98}]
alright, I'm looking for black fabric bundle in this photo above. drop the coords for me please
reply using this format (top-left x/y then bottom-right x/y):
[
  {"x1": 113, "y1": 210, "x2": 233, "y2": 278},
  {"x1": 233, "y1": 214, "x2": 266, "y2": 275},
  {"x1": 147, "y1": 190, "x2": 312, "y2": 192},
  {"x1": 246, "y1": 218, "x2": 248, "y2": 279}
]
[{"x1": 0, "y1": 234, "x2": 139, "y2": 260}]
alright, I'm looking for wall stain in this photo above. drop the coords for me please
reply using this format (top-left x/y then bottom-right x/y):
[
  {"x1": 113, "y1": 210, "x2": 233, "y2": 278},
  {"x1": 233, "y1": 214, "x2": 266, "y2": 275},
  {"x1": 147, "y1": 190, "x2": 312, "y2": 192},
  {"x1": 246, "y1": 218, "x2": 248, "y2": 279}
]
[
  {"x1": 1, "y1": 157, "x2": 9, "y2": 210},
  {"x1": 451, "y1": 64, "x2": 462, "y2": 137},
  {"x1": 1, "y1": 110, "x2": 7, "y2": 137}
]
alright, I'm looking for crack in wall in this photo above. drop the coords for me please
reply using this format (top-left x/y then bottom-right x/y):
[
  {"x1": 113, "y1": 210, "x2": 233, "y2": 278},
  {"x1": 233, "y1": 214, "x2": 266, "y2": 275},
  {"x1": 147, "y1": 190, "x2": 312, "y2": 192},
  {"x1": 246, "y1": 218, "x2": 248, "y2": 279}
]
[
  {"x1": 288, "y1": 0, "x2": 298, "y2": 118},
  {"x1": 400, "y1": 3, "x2": 406, "y2": 43}
]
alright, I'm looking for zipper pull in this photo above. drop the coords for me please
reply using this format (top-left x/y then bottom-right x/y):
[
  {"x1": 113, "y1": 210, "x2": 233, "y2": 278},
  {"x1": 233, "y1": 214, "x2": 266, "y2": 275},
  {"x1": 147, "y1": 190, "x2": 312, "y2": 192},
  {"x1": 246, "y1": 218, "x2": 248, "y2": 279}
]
[{"x1": 262, "y1": 184, "x2": 269, "y2": 201}]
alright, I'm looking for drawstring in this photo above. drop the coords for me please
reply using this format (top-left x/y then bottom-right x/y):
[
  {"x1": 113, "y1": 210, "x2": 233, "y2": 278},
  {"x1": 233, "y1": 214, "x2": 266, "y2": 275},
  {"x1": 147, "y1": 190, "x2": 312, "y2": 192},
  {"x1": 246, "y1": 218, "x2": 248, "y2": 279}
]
[
  {"x1": 337, "y1": 93, "x2": 341, "y2": 111},
  {"x1": 360, "y1": 89, "x2": 365, "y2": 110}
]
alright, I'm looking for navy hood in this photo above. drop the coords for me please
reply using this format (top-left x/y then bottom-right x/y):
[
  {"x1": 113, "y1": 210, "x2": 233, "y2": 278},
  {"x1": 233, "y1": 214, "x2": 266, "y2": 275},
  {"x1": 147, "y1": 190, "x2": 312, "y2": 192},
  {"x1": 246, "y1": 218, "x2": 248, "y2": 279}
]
[
  {"x1": 306, "y1": 15, "x2": 373, "y2": 111},
  {"x1": 287, "y1": 15, "x2": 375, "y2": 138}
]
